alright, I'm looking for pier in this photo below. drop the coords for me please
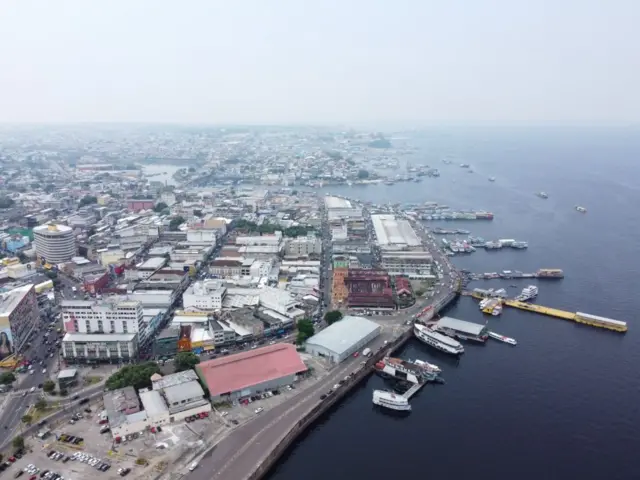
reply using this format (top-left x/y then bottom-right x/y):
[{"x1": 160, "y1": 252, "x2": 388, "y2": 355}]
[
  {"x1": 465, "y1": 291, "x2": 627, "y2": 333},
  {"x1": 402, "y1": 380, "x2": 427, "y2": 400}
]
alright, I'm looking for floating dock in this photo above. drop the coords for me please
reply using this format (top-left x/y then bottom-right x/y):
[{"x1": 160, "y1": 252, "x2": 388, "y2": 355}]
[
  {"x1": 466, "y1": 292, "x2": 627, "y2": 333},
  {"x1": 402, "y1": 380, "x2": 427, "y2": 400}
]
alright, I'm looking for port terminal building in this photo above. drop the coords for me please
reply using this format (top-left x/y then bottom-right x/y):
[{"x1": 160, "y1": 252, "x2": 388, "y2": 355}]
[
  {"x1": 304, "y1": 315, "x2": 381, "y2": 363},
  {"x1": 371, "y1": 214, "x2": 422, "y2": 249}
]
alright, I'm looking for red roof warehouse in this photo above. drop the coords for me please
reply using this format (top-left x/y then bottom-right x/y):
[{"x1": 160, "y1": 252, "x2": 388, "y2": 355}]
[{"x1": 196, "y1": 344, "x2": 307, "y2": 401}]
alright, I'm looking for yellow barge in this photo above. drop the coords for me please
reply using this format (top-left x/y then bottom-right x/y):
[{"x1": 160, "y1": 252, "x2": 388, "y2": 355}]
[{"x1": 468, "y1": 291, "x2": 627, "y2": 333}]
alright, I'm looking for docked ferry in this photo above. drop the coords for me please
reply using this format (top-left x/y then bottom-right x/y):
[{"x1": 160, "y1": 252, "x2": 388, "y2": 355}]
[
  {"x1": 434, "y1": 316, "x2": 489, "y2": 343},
  {"x1": 414, "y1": 324, "x2": 465, "y2": 356},
  {"x1": 372, "y1": 390, "x2": 412, "y2": 412}
]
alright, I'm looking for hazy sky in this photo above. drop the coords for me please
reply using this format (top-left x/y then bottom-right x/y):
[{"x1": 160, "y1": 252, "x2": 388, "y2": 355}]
[{"x1": 0, "y1": 0, "x2": 638, "y2": 125}]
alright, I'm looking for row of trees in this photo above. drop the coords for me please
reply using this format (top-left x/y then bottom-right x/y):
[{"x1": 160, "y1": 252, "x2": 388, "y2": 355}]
[
  {"x1": 104, "y1": 353, "x2": 200, "y2": 391},
  {"x1": 233, "y1": 219, "x2": 315, "y2": 238}
]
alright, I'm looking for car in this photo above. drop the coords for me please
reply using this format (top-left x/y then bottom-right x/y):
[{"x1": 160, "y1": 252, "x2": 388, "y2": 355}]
[
  {"x1": 254, "y1": 407, "x2": 264, "y2": 414},
  {"x1": 42, "y1": 369, "x2": 46, "y2": 374},
  {"x1": 14, "y1": 471, "x2": 24, "y2": 478},
  {"x1": 189, "y1": 462, "x2": 198, "y2": 472},
  {"x1": 353, "y1": 351, "x2": 359, "y2": 357},
  {"x1": 320, "y1": 394, "x2": 327, "y2": 400}
]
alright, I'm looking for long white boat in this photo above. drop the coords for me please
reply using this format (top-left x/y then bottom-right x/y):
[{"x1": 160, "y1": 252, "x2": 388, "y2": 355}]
[
  {"x1": 414, "y1": 324, "x2": 465, "y2": 355},
  {"x1": 488, "y1": 331, "x2": 517, "y2": 346},
  {"x1": 372, "y1": 390, "x2": 411, "y2": 411}
]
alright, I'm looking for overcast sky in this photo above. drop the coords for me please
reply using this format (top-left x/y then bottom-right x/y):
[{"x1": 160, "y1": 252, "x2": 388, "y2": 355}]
[{"x1": 0, "y1": 0, "x2": 638, "y2": 125}]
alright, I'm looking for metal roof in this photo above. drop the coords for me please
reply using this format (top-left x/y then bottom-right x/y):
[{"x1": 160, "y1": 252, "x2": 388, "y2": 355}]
[
  {"x1": 139, "y1": 389, "x2": 169, "y2": 417},
  {"x1": 151, "y1": 369, "x2": 199, "y2": 390},
  {"x1": 437, "y1": 316, "x2": 486, "y2": 335},
  {"x1": 163, "y1": 380, "x2": 205, "y2": 404},
  {"x1": 305, "y1": 316, "x2": 381, "y2": 355}
]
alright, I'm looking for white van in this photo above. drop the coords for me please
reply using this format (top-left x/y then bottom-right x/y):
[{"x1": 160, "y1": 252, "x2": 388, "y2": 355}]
[
  {"x1": 189, "y1": 461, "x2": 198, "y2": 471},
  {"x1": 362, "y1": 348, "x2": 372, "y2": 357}
]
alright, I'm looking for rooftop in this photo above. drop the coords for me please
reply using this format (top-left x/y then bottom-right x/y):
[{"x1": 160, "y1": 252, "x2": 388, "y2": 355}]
[
  {"x1": 196, "y1": 343, "x2": 307, "y2": 398},
  {"x1": 57, "y1": 368, "x2": 78, "y2": 379},
  {"x1": 371, "y1": 214, "x2": 421, "y2": 247},
  {"x1": 139, "y1": 389, "x2": 169, "y2": 417},
  {"x1": 437, "y1": 316, "x2": 486, "y2": 336},
  {"x1": 305, "y1": 316, "x2": 381, "y2": 355},
  {"x1": 163, "y1": 380, "x2": 205, "y2": 404},
  {"x1": 0, "y1": 284, "x2": 33, "y2": 316},
  {"x1": 151, "y1": 369, "x2": 199, "y2": 390},
  {"x1": 63, "y1": 332, "x2": 137, "y2": 343}
]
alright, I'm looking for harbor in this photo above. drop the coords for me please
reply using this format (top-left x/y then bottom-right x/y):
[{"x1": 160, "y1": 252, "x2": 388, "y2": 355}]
[
  {"x1": 441, "y1": 237, "x2": 529, "y2": 254},
  {"x1": 463, "y1": 268, "x2": 565, "y2": 280}
]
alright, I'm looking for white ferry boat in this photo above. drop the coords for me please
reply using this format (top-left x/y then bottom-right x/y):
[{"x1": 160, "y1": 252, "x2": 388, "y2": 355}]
[
  {"x1": 488, "y1": 331, "x2": 517, "y2": 345},
  {"x1": 414, "y1": 324, "x2": 465, "y2": 355},
  {"x1": 372, "y1": 390, "x2": 411, "y2": 412},
  {"x1": 412, "y1": 359, "x2": 442, "y2": 374},
  {"x1": 516, "y1": 285, "x2": 538, "y2": 302}
]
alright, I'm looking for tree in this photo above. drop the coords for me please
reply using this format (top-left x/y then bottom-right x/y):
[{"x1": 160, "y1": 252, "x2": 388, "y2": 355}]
[
  {"x1": 0, "y1": 196, "x2": 15, "y2": 209},
  {"x1": 169, "y1": 216, "x2": 185, "y2": 231},
  {"x1": 35, "y1": 398, "x2": 48, "y2": 411},
  {"x1": 296, "y1": 319, "x2": 315, "y2": 344},
  {"x1": 12, "y1": 436, "x2": 24, "y2": 451},
  {"x1": 0, "y1": 372, "x2": 16, "y2": 385},
  {"x1": 193, "y1": 209, "x2": 203, "y2": 218},
  {"x1": 42, "y1": 380, "x2": 56, "y2": 393},
  {"x1": 174, "y1": 352, "x2": 201, "y2": 372},
  {"x1": 78, "y1": 195, "x2": 97, "y2": 207},
  {"x1": 357, "y1": 169, "x2": 370, "y2": 179},
  {"x1": 154, "y1": 202, "x2": 168, "y2": 213},
  {"x1": 324, "y1": 310, "x2": 343, "y2": 326},
  {"x1": 106, "y1": 362, "x2": 160, "y2": 391},
  {"x1": 18, "y1": 252, "x2": 28, "y2": 263},
  {"x1": 21, "y1": 414, "x2": 32, "y2": 425}
]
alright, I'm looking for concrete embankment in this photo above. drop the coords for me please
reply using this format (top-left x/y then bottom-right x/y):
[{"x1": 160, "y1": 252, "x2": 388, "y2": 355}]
[{"x1": 247, "y1": 291, "x2": 458, "y2": 480}]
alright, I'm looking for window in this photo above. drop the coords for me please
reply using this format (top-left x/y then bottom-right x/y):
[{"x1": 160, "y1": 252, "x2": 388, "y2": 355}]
[
  {"x1": 110, "y1": 320, "x2": 115, "y2": 332},
  {"x1": 122, "y1": 321, "x2": 128, "y2": 333},
  {"x1": 85, "y1": 320, "x2": 91, "y2": 333}
]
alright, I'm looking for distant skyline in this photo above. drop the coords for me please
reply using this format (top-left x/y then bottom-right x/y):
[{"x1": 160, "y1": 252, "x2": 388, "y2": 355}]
[{"x1": 1, "y1": 0, "x2": 638, "y2": 126}]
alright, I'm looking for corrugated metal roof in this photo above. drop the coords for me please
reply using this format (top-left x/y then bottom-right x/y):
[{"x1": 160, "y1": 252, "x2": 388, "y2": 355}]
[
  {"x1": 163, "y1": 380, "x2": 205, "y2": 404},
  {"x1": 305, "y1": 316, "x2": 381, "y2": 355},
  {"x1": 437, "y1": 316, "x2": 486, "y2": 335}
]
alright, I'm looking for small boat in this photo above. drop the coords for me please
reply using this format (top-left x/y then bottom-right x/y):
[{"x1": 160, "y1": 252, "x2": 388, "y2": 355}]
[
  {"x1": 488, "y1": 177, "x2": 496, "y2": 182},
  {"x1": 488, "y1": 331, "x2": 517, "y2": 346},
  {"x1": 575, "y1": 205, "x2": 587, "y2": 213},
  {"x1": 536, "y1": 192, "x2": 549, "y2": 199}
]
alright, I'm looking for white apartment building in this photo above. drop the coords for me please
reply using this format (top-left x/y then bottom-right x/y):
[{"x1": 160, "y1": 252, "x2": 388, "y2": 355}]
[
  {"x1": 286, "y1": 237, "x2": 322, "y2": 257},
  {"x1": 61, "y1": 299, "x2": 144, "y2": 335},
  {"x1": 186, "y1": 229, "x2": 217, "y2": 244},
  {"x1": 33, "y1": 223, "x2": 76, "y2": 264},
  {"x1": 182, "y1": 281, "x2": 227, "y2": 311},
  {"x1": 380, "y1": 250, "x2": 433, "y2": 278}
]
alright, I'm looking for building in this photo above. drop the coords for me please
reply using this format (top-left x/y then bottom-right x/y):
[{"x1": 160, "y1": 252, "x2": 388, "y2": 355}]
[
  {"x1": 380, "y1": 250, "x2": 433, "y2": 278},
  {"x1": 57, "y1": 368, "x2": 79, "y2": 390},
  {"x1": 62, "y1": 332, "x2": 138, "y2": 364},
  {"x1": 83, "y1": 271, "x2": 110, "y2": 294},
  {"x1": 61, "y1": 299, "x2": 143, "y2": 335},
  {"x1": 33, "y1": 223, "x2": 76, "y2": 264},
  {"x1": 153, "y1": 325, "x2": 180, "y2": 358},
  {"x1": 0, "y1": 284, "x2": 39, "y2": 356},
  {"x1": 344, "y1": 269, "x2": 395, "y2": 310},
  {"x1": 304, "y1": 315, "x2": 381, "y2": 363},
  {"x1": 196, "y1": 343, "x2": 307, "y2": 402},
  {"x1": 182, "y1": 280, "x2": 227, "y2": 311},
  {"x1": 370, "y1": 214, "x2": 422, "y2": 248},
  {"x1": 126, "y1": 199, "x2": 155, "y2": 212},
  {"x1": 286, "y1": 236, "x2": 322, "y2": 257}
]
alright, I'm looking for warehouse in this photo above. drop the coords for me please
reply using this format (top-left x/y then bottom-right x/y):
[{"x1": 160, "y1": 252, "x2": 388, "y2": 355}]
[
  {"x1": 304, "y1": 315, "x2": 381, "y2": 364},
  {"x1": 196, "y1": 343, "x2": 307, "y2": 402}
]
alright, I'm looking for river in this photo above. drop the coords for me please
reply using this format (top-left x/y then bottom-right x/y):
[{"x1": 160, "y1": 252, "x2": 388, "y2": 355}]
[{"x1": 266, "y1": 127, "x2": 640, "y2": 480}]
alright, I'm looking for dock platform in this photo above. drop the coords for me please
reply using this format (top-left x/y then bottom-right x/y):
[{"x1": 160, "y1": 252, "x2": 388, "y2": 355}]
[{"x1": 402, "y1": 381, "x2": 426, "y2": 400}]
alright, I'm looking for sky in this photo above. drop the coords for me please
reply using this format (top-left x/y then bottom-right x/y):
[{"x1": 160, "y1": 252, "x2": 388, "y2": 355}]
[{"x1": 0, "y1": 0, "x2": 638, "y2": 126}]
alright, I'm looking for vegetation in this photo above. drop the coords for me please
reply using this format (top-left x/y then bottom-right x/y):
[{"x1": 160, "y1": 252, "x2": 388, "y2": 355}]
[
  {"x1": 154, "y1": 202, "x2": 168, "y2": 212},
  {"x1": 35, "y1": 398, "x2": 48, "y2": 411},
  {"x1": 324, "y1": 310, "x2": 343, "y2": 325},
  {"x1": 0, "y1": 196, "x2": 15, "y2": 209},
  {"x1": 232, "y1": 219, "x2": 314, "y2": 238},
  {"x1": 135, "y1": 457, "x2": 149, "y2": 466},
  {"x1": 21, "y1": 414, "x2": 32, "y2": 425},
  {"x1": 0, "y1": 372, "x2": 16, "y2": 385},
  {"x1": 296, "y1": 319, "x2": 315, "y2": 345},
  {"x1": 415, "y1": 289, "x2": 426, "y2": 297},
  {"x1": 174, "y1": 352, "x2": 201, "y2": 372},
  {"x1": 169, "y1": 216, "x2": 186, "y2": 231},
  {"x1": 357, "y1": 169, "x2": 370, "y2": 179},
  {"x1": 106, "y1": 362, "x2": 160, "y2": 391},
  {"x1": 78, "y1": 195, "x2": 98, "y2": 207},
  {"x1": 42, "y1": 380, "x2": 56, "y2": 393},
  {"x1": 12, "y1": 436, "x2": 24, "y2": 451}
]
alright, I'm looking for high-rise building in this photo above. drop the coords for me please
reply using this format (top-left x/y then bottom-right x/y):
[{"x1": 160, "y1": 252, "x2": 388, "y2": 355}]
[
  {"x1": 0, "y1": 284, "x2": 40, "y2": 356},
  {"x1": 33, "y1": 223, "x2": 76, "y2": 264},
  {"x1": 61, "y1": 298, "x2": 144, "y2": 336}
]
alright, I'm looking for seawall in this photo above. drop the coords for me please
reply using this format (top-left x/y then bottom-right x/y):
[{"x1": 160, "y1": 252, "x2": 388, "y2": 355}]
[{"x1": 247, "y1": 291, "x2": 458, "y2": 480}]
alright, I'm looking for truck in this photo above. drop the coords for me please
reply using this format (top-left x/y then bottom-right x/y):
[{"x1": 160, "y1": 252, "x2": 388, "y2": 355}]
[{"x1": 362, "y1": 348, "x2": 372, "y2": 357}]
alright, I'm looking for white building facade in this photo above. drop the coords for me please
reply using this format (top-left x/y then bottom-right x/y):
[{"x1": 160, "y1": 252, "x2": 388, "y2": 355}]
[{"x1": 33, "y1": 223, "x2": 76, "y2": 264}]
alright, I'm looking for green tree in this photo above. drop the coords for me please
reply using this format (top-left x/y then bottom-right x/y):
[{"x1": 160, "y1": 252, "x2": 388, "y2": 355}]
[
  {"x1": 35, "y1": 398, "x2": 48, "y2": 411},
  {"x1": 42, "y1": 380, "x2": 56, "y2": 393},
  {"x1": 105, "y1": 362, "x2": 160, "y2": 391},
  {"x1": 324, "y1": 310, "x2": 343, "y2": 325},
  {"x1": 169, "y1": 216, "x2": 185, "y2": 231},
  {"x1": 21, "y1": 414, "x2": 32, "y2": 425},
  {"x1": 0, "y1": 372, "x2": 16, "y2": 385},
  {"x1": 174, "y1": 352, "x2": 201, "y2": 372},
  {"x1": 0, "y1": 196, "x2": 15, "y2": 209},
  {"x1": 79, "y1": 195, "x2": 97, "y2": 207},
  {"x1": 357, "y1": 169, "x2": 370, "y2": 179},
  {"x1": 18, "y1": 252, "x2": 28, "y2": 263},
  {"x1": 296, "y1": 319, "x2": 315, "y2": 344},
  {"x1": 154, "y1": 202, "x2": 168, "y2": 213},
  {"x1": 12, "y1": 436, "x2": 24, "y2": 451}
]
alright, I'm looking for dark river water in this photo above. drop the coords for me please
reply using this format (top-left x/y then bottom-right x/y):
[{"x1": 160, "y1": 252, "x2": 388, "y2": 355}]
[{"x1": 267, "y1": 128, "x2": 640, "y2": 480}]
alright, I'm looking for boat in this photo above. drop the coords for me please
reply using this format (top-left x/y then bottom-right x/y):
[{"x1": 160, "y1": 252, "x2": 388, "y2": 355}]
[
  {"x1": 536, "y1": 192, "x2": 549, "y2": 199},
  {"x1": 412, "y1": 359, "x2": 442, "y2": 375},
  {"x1": 414, "y1": 324, "x2": 464, "y2": 355},
  {"x1": 374, "y1": 357, "x2": 435, "y2": 383},
  {"x1": 372, "y1": 390, "x2": 411, "y2": 411},
  {"x1": 435, "y1": 316, "x2": 489, "y2": 342},
  {"x1": 491, "y1": 304, "x2": 502, "y2": 316},
  {"x1": 511, "y1": 241, "x2": 528, "y2": 249},
  {"x1": 488, "y1": 331, "x2": 517, "y2": 345},
  {"x1": 479, "y1": 298, "x2": 492, "y2": 309},
  {"x1": 515, "y1": 285, "x2": 538, "y2": 302},
  {"x1": 460, "y1": 163, "x2": 470, "y2": 168},
  {"x1": 488, "y1": 177, "x2": 496, "y2": 182},
  {"x1": 536, "y1": 269, "x2": 564, "y2": 279},
  {"x1": 575, "y1": 205, "x2": 587, "y2": 213}
]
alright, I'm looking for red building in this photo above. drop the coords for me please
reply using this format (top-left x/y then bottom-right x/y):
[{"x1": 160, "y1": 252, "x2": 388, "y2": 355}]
[
  {"x1": 126, "y1": 199, "x2": 155, "y2": 212},
  {"x1": 394, "y1": 276, "x2": 413, "y2": 298},
  {"x1": 83, "y1": 272, "x2": 110, "y2": 295},
  {"x1": 345, "y1": 269, "x2": 395, "y2": 309}
]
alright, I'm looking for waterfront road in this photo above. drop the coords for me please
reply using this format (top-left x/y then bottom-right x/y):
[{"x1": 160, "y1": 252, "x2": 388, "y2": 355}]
[{"x1": 189, "y1": 332, "x2": 396, "y2": 480}]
